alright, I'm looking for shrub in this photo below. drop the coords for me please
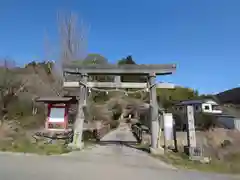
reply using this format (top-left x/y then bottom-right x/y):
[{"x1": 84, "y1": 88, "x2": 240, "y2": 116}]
[
  {"x1": 195, "y1": 114, "x2": 219, "y2": 130},
  {"x1": 7, "y1": 98, "x2": 34, "y2": 119}
]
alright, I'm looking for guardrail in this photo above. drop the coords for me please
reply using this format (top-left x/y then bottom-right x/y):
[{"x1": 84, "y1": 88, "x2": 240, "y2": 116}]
[
  {"x1": 93, "y1": 124, "x2": 111, "y2": 141},
  {"x1": 131, "y1": 124, "x2": 142, "y2": 142},
  {"x1": 131, "y1": 123, "x2": 150, "y2": 143}
]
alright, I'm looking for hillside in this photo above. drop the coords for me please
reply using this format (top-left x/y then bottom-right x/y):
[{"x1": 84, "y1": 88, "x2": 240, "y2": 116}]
[
  {"x1": 0, "y1": 56, "x2": 201, "y2": 123},
  {"x1": 216, "y1": 87, "x2": 240, "y2": 105},
  {"x1": 17, "y1": 64, "x2": 61, "y2": 99}
]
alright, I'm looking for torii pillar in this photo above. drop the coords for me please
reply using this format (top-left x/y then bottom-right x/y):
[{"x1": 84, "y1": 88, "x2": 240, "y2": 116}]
[
  {"x1": 71, "y1": 73, "x2": 88, "y2": 149},
  {"x1": 149, "y1": 72, "x2": 162, "y2": 153}
]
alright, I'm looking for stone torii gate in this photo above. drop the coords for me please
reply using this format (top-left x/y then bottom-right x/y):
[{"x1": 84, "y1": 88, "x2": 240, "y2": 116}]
[{"x1": 63, "y1": 63, "x2": 176, "y2": 152}]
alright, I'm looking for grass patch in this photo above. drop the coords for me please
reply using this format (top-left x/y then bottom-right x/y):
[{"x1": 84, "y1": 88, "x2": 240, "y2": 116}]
[
  {"x1": 133, "y1": 143, "x2": 150, "y2": 152},
  {"x1": 154, "y1": 152, "x2": 240, "y2": 174},
  {"x1": 0, "y1": 137, "x2": 71, "y2": 155}
]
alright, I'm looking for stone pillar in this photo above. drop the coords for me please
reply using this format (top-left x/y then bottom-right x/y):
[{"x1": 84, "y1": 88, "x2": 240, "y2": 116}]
[
  {"x1": 149, "y1": 73, "x2": 159, "y2": 150},
  {"x1": 71, "y1": 73, "x2": 88, "y2": 149},
  {"x1": 187, "y1": 105, "x2": 197, "y2": 158}
]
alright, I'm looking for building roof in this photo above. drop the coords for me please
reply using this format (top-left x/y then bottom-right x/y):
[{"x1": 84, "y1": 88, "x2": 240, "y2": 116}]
[
  {"x1": 175, "y1": 99, "x2": 216, "y2": 106},
  {"x1": 175, "y1": 98, "x2": 240, "y2": 118}
]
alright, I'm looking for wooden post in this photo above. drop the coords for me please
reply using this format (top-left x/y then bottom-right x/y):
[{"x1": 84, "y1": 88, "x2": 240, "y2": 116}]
[
  {"x1": 163, "y1": 114, "x2": 167, "y2": 152},
  {"x1": 173, "y1": 119, "x2": 178, "y2": 152},
  {"x1": 114, "y1": 75, "x2": 121, "y2": 92},
  {"x1": 72, "y1": 73, "x2": 88, "y2": 149},
  {"x1": 114, "y1": 76, "x2": 121, "y2": 84},
  {"x1": 149, "y1": 73, "x2": 159, "y2": 150},
  {"x1": 187, "y1": 105, "x2": 197, "y2": 157},
  {"x1": 157, "y1": 113, "x2": 162, "y2": 149}
]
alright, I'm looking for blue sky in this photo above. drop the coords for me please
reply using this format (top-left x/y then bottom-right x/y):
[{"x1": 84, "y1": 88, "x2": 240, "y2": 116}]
[{"x1": 0, "y1": 0, "x2": 240, "y2": 94}]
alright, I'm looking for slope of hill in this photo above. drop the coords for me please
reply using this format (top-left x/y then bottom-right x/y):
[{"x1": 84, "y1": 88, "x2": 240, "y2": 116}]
[
  {"x1": 216, "y1": 87, "x2": 240, "y2": 105},
  {"x1": 0, "y1": 62, "x2": 62, "y2": 102}
]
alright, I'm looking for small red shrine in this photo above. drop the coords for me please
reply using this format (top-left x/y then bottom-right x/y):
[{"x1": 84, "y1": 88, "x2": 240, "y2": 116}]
[{"x1": 35, "y1": 97, "x2": 75, "y2": 131}]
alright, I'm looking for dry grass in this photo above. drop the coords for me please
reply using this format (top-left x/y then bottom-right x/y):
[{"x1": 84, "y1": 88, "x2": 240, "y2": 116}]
[
  {"x1": 154, "y1": 128, "x2": 240, "y2": 174},
  {"x1": 0, "y1": 139, "x2": 70, "y2": 155},
  {"x1": 204, "y1": 128, "x2": 240, "y2": 160},
  {"x1": 155, "y1": 151, "x2": 240, "y2": 174},
  {"x1": 0, "y1": 121, "x2": 71, "y2": 155},
  {"x1": 0, "y1": 131, "x2": 70, "y2": 155}
]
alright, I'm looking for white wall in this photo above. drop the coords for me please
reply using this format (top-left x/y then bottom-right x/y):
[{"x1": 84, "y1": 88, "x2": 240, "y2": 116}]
[
  {"x1": 174, "y1": 100, "x2": 222, "y2": 114},
  {"x1": 201, "y1": 102, "x2": 222, "y2": 114}
]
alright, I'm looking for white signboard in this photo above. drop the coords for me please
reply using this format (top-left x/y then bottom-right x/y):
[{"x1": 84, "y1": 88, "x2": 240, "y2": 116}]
[
  {"x1": 164, "y1": 113, "x2": 173, "y2": 140},
  {"x1": 49, "y1": 108, "x2": 65, "y2": 123}
]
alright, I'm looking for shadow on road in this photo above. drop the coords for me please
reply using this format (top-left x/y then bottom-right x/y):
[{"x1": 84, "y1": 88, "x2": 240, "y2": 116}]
[{"x1": 96, "y1": 140, "x2": 150, "y2": 153}]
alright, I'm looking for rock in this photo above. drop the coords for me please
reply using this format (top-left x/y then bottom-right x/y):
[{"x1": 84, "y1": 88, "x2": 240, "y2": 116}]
[
  {"x1": 221, "y1": 139, "x2": 232, "y2": 148},
  {"x1": 200, "y1": 157, "x2": 211, "y2": 164},
  {"x1": 150, "y1": 147, "x2": 164, "y2": 155}
]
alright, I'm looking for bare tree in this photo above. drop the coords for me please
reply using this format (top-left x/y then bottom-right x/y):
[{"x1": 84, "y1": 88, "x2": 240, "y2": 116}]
[
  {"x1": 0, "y1": 58, "x2": 27, "y2": 125},
  {"x1": 43, "y1": 30, "x2": 53, "y2": 62},
  {"x1": 32, "y1": 12, "x2": 89, "y2": 98},
  {"x1": 57, "y1": 11, "x2": 88, "y2": 63},
  {"x1": 27, "y1": 62, "x2": 62, "y2": 97}
]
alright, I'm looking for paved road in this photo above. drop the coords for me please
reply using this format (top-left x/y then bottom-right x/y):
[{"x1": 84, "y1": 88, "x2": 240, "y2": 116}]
[
  {"x1": 0, "y1": 123, "x2": 237, "y2": 180},
  {"x1": 100, "y1": 122, "x2": 137, "y2": 142}
]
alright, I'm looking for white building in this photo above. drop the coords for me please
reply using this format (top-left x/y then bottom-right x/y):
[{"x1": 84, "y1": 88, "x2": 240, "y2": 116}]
[
  {"x1": 174, "y1": 99, "x2": 222, "y2": 114},
  {"x1": 173, "y1": 99, "x2": 240, "y2": 131}
]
